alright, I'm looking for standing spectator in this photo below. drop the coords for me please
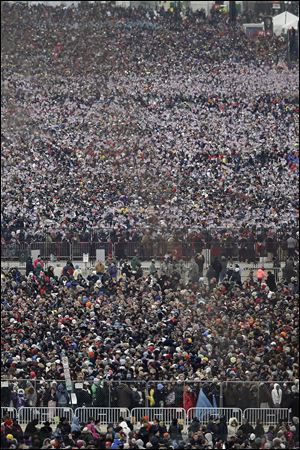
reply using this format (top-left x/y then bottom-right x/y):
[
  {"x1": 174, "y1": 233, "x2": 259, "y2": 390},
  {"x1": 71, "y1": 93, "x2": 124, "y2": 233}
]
[
  {"x1": 256, "y1": 266, "x2": 267, "y2": 283},
  {"x1": 266, "y1": 271, "x2": 277, "y2": 291},
  {"x1": 272, "y1": 384, "x2": 283, "y2": 408},
  {"x1": 287, "y1": 235, "x2": 297, "y2": 257},
  {"x1": 189, "y1": 258, "x2": 199, "y2": 284},
  {"x1": 195, "y1": 253, "x2": 205, "y2": 278}
]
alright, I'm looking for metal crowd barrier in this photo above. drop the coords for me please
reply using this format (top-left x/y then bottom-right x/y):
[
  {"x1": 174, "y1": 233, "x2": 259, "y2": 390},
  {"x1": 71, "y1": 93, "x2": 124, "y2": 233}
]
[
  {"x1": 131, "y1": 407, "x2": 186, "y2": 429},
  {"x1": 1, "y1": 407, "x2": 18, "y2": 419},
  {"x1": 17, "y1": 407, "x2": 73, "y2": 426},
  {"x1": 187, "y1": 407, "x2": 242, "y2": 425},
  {"x1": 75, "y1": 407, "x2": 130, "y2": 426},
  {"x1": 243, "y1": 408, "x2": 291, "y2": 427}
]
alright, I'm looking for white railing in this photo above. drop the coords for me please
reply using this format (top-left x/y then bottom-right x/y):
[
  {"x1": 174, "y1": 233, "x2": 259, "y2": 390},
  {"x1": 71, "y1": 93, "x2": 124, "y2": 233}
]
[
  {"x1": 131, "y1": 408, "x2": 186, "y2": 429},
  {"x1": 244, "y1": 408, "x2": 291, "y2": 427},
  {"x1": 1, "y1": 407, "x2": 18, "y2": 419},
  {"x1": 18, "y1": 407, "x2": 73, "y2": 426},
  {"x1": 187, "y1": 407, "x2": 243, "y2": 425},
  {"x1": 75, "y1": 407, "x2": 130, "y2": 427}
]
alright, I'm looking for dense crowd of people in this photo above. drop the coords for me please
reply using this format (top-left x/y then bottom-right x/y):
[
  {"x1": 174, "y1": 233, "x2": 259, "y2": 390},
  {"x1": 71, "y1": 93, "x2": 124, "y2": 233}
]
[
  {"x1": 1, "y1": 413, "x2": 299, "y2": 449},
  {"x1": 1, "y1": 1, "x2": 299, "y2": 247},
  {"x1": 1, "y1": 1, "x2": 299, "y2": 449},
  {"x1": 1, "y1": 253, "x2": 299, "y2": 391}
]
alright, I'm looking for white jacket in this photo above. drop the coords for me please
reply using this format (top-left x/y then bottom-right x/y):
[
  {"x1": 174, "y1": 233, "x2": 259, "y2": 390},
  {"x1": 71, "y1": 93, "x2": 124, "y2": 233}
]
[
  {"x1": 272, "y1": 384, "x2": 283, "y2": 405},
  {"x1": 228, "y1": 417, "x2": 239, "y2": 437}
]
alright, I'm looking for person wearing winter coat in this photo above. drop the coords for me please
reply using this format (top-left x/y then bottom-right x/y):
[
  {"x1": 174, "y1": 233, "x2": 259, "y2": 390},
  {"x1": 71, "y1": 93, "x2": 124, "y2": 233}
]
[
  {"x1": 195, "y1": 253, "x2": 205, "y2": 277},
  {"x1": 39, "y1": 421, "x2": 53, "y2": 442},
  {"x1": 254, "y1": 419, "x2": 265, "y2": 438},
  {"x1": 131, "y1": 256, "x2": 141, "y2": 272},
  {"x1": 218, "y1": 416, "x2": 228, "y2": 442},
  {"x1": 189, "y1": 258, "x2": 199, "y2": 283},
  {"x1": 26, "y1": 257, "x2": 34, "y2": 276},
  {"x1": 95, "y1": 261, "x2": 105, "y2": 274},
  {"x1": 212, "y1": 257, "x2": 222, "y2": 282},
  {"x1": 219, "y1": 256, "x2": 227, "y2": 282},
  {"x1": 228, "y1": 417, "x2": 239, "y2": 438},
  {"x1": 271, "y1": 383, "x2": 283, "y2": 407},
  {"x1": 76, "y1": 382, "x2": 93, "y2": 407},
  {"x1": 188, "y1": 417, "x2": 200, "y2": 433},
  {"x1": 108, "y1": 262, "x2": 118, "y2": 280},
  {"x1": 71, "y1": 416, "x2": 81, "y2": 434},
  {"x1": 86, "y1": 419, "x2": 100, "y2": 441},
  {"x1": 238, "y1": 418, "x2": 254, "y2": 437},
  {"x1": 56, "y1": 383, "x2": 69, "y2": 407},
  {"x1": 25, "y1": 384, "x2": 37, "y2": 407},
  {"x1": 116, "y1": 383, "x2": 133, "y2": 409},
  {"x1": 206, "y1": 264, "x2": 217, "y2": 285},
  {"x1": 149, "y1": 259, "x2": 157, "y2": 276},
  {"x1": 266, "y1": 271, "x2": 277, "y2": 291},
  {"x1": 256, "y1": 267, "x2": 267, "y2": 283},
  {"x1": 168, "y1": 418, "x2": 183, "y2": 443},
  {"x1": 183, "y1": 386, "x2": 197, "y2": 414},
  {"x1": 13, "y1": 388, "x2": 26, "y2": 409},
  {"x1": 24, "y1": 418, "x2": 39, "y2": 437},
  {"x1": 231, "y1": 264, "x2": 242, "y2": 286}
]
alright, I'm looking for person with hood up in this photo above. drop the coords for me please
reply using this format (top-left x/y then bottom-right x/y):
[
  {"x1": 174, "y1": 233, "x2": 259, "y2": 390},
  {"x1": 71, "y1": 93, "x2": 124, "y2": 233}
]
[
  {"x1": 228, "y1": 417, "x2": 239, "y2": 438},
  {"x1": 131, "y1": 256, "x2": 141, "y2": 272},
  {"x1": 272, "y1": 383, "x2": 283, "y2": 407},
  {"x1": 56, "y1": 383, "x2": 69, "y2": 407},
  {"x1": 86, "y1": 418, "x2": 100, "y2": 441},
  {"x1": 71, "y1": 416, "x2": 81, "y2": 434}
]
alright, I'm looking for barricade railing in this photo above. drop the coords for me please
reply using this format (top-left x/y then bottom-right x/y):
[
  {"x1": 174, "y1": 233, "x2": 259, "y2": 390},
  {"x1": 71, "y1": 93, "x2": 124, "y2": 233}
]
[
  {"x1": 17, "y1": 407, "x2": 73, "y2": 426},
  {"x1": 1, "y1": 238, "x2": 297, "y2": 262},
  {"x1": 243, "y1": 408, "x2": 291, "y2": 427},
  {"x1": 1, "y1": 407, "x2": 18, "y2": 419},
  {"x1": 187, "y1": 407, "x2": 242, "y2": 425},
  {"x1": 131, "y1": 407, "x2": 186, "y2": 429},
  {"x1": 75, "y1": 407, "x2": 130, "y2": 426}
]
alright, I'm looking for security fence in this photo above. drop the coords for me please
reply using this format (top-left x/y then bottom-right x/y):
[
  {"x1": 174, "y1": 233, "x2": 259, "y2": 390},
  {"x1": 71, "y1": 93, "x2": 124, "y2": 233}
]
[
  {"x1": 17, "y1": 407, "x2": 74, "y2": 427},
  {"x1": 1, "y1": 235, "x2": 297, "y2": 261},
  {"x1": 131, "y1": 407, "x2": 186, "y2": 429},
  {"x1": 1, "y1": 407, "x2": 18, "y2": 419},
  {"x1": 74, "y1": 407, "x2": 130, "y2": 427},
  {"x1": 187, "y1": 407, "x2": 243, "y2": 425},
  {"x1": 0, "y1": 406, "x2": 291, "y2": 430},
  {"x1": 243, "y1": 407, "x2": 291, "y2": 428}
]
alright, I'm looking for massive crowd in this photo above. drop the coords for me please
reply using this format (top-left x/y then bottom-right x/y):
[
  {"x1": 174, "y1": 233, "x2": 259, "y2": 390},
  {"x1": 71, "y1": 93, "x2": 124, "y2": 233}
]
[
  {"x1": 1, "y1": 253, "x2": 299, "y2": 398},
  {"x1": 1, "y1": 1, "x2": 299, "y2": 247},
  {"x1": 1, "y1": 1, "x2": 299, "y2": 449}
]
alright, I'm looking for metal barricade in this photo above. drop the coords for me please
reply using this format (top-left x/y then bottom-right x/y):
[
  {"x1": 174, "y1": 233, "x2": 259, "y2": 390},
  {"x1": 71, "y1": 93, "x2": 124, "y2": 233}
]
[
  {"x1": 187, "y1": 407, "x2": 242, "y2": 426},
  {"x1": 1, "y1": 407, "x2": 18, "y2": 419},
  {"x1": 244, "y1": 408, "x2": 291, "y2": 427},
  {"x1": 75, "y1": 407, "x2": 130, "y2": 426},
  {"x1": 18, "y1": 407, "x2": 73, "y2": 426},
  {"x1": 131, "y1": 407, "x2": 186, "y2": 429}
]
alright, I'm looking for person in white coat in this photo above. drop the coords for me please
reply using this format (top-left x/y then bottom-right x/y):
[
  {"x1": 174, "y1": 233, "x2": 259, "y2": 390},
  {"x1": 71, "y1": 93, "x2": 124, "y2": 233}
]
[
  {"x1": 271, "y1": 383, "x2": 283, "y2": 407},
  {"x1": 228, "y1": 417, "x2": 239, "y2": 437}
]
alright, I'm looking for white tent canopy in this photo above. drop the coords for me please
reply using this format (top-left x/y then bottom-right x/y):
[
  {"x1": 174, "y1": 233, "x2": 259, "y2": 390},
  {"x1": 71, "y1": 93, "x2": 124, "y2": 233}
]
[{"x1": 272, "y1": 11, "x2": 299, "y2": 35}]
